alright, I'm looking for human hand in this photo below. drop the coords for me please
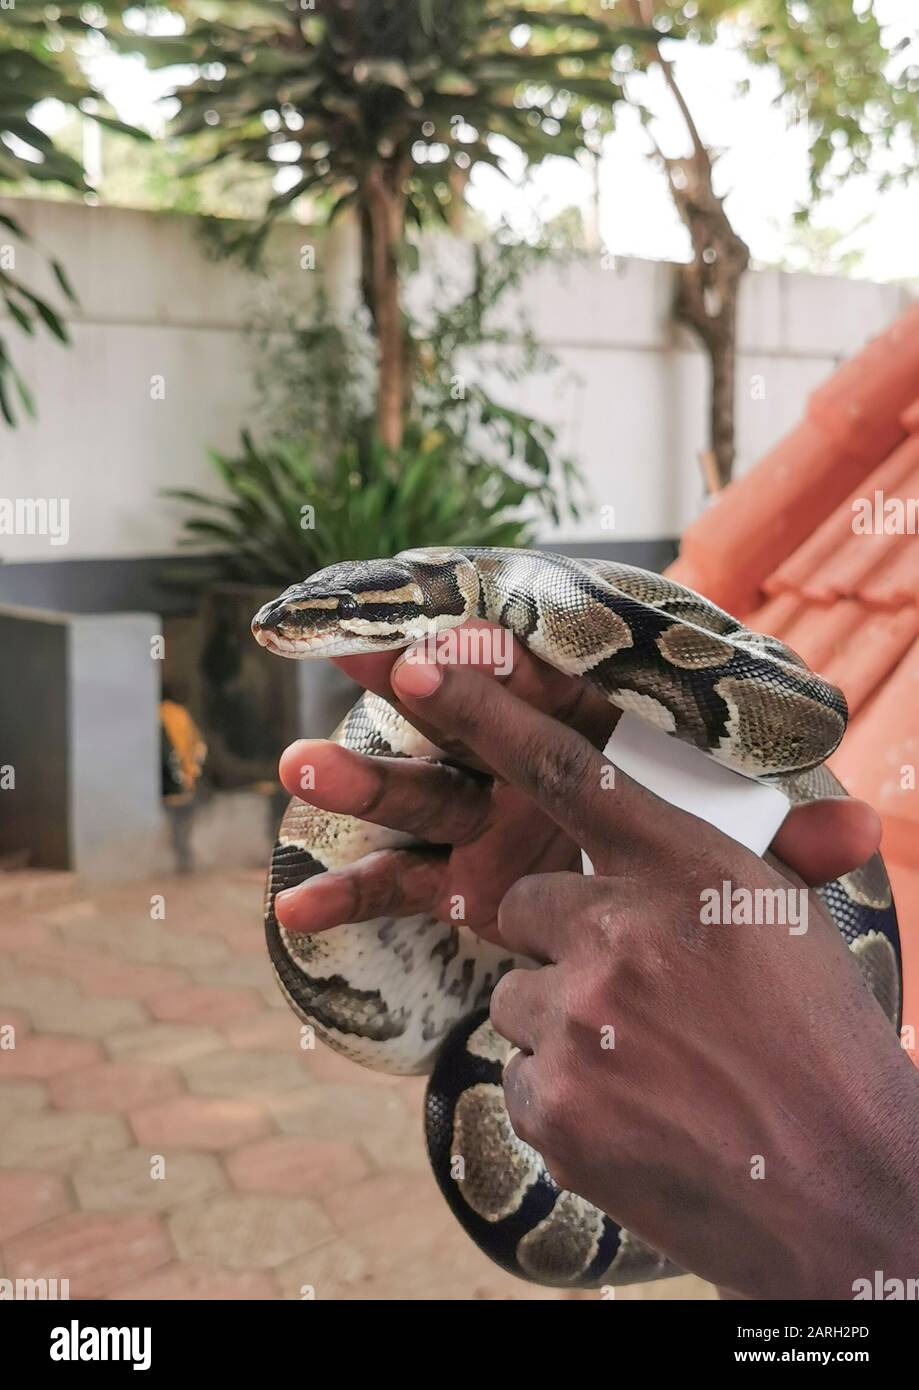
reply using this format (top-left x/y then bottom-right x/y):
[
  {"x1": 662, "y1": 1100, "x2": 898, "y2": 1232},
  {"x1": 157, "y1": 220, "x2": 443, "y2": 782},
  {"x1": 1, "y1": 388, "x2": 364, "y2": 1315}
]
[
  {"x1": 347, "y1": 648, "x2": 918, "y2": 1300},
  {"x1": 275, "y1": 622, "x2": 878, "y2": 946},
  {"x1": 275, "y1": 622, "x2": 617, "y2": 944}
]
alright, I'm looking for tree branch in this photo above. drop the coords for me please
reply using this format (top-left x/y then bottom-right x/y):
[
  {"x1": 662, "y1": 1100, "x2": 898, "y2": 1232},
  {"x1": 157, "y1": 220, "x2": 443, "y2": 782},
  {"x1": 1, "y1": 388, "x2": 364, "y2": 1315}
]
[{"x1": 624, "y1": 0, "x2": 707, "y2": 162}]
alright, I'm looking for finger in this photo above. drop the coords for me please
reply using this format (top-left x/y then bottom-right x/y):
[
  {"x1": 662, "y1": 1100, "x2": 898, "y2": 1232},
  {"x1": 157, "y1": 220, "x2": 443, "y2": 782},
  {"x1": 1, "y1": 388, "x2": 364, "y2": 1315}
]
[
  {"x1": 274, "y1": 847, "x2": 446, "y2": 933},
  {"x1": 489, "y1": 966, "x2": 552, "y2": 1053},
  {"x1": 496, "y1": 871, "x2": 603, "y2": 961},
  {"x1": 501, "y1": 1050, "x2": 541, "y2": 1149},
  {"x1": 391, "y1": 656, "x2": 662, "y2": 867},
  {"x1": 334, "y1": 621, "x2": 617, "y2": 768},
  {"x1": 769, "y1": 798, "x2": 882, "y2": 886},
  {"x1": 278, "y1": 739, "x2": 492, "y2": 845}
]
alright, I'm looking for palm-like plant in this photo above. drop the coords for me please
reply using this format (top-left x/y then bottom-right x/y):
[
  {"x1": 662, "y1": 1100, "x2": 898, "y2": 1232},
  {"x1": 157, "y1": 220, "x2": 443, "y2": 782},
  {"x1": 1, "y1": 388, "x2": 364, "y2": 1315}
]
[
  {"x1": 167, "y1": 425, "x2": 563, "y2": 588},
  {"x1": 0, "y1": 2, "x2": 141, "y2": 424},
  {"x1": 120, "y1": 0, "x2": 656, "y2": 449}
]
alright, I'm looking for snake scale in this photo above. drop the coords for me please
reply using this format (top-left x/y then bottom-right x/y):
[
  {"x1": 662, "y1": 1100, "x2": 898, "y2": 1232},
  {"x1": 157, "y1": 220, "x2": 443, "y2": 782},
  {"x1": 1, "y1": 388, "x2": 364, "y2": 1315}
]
[{"x1": 251, "y1": 546, "x2": 901, "y2": 1288}]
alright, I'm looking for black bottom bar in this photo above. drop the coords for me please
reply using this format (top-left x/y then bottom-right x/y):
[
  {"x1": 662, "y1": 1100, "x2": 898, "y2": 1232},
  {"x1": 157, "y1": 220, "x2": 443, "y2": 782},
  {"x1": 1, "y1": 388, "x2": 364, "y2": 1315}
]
[{"x1": 3, "y1": 1295, "x2": 914, "y2": 1377}]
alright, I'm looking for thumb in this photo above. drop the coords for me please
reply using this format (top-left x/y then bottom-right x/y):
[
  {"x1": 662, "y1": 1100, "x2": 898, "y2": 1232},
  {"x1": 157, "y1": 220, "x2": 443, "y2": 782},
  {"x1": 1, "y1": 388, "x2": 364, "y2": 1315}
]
[{"x1": 770, "y1": 798, "x2": 882, "y2": 886}]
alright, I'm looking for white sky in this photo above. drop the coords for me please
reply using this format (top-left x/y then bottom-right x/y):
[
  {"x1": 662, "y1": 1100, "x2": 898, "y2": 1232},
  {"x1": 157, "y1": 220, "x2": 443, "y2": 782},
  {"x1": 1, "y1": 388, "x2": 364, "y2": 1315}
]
[{"x1": 74, "y1": 0, "x2": 919, "y2": 282}]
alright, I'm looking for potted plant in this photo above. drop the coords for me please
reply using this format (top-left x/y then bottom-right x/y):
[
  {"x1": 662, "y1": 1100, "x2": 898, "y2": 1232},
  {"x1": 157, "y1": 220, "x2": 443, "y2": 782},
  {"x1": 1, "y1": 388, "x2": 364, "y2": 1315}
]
[
  {"x1": 167, "y1": 245, "x2": 582, "y2": 786},
  {"x1": 167, "y1": 409, "x2": 575, "y2": 784}
]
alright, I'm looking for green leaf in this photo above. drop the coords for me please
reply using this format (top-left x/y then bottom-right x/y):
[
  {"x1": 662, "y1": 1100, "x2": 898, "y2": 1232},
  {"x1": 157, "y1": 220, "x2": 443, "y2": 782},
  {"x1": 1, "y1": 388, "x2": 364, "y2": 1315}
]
[
  {"x1": 0, "y1": 366, "x2": 15, "y2": 427},
  {"x1": 50, "y1": 259, "x2": 78, "y2": 305},
  {"x1": 30, "y1": 297, "x2": 70, "y2": 344},
  {"x1": 4, "y1": 299, "x2": 34, "y2": 335},
  {"x1": 12, "y1": 367, "x2": 35, "y2": 419}
]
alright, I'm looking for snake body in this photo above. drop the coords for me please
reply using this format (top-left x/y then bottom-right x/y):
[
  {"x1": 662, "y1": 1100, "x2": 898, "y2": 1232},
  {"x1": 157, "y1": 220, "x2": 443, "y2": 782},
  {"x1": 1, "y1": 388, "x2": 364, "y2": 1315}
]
[{"x1": 252, "y1": 546, "x2": 901, "y2": 1288}]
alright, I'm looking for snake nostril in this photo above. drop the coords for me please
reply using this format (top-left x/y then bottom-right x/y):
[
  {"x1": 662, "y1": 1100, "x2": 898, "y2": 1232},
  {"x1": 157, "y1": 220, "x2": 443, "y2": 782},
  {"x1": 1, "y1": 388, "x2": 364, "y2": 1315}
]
[{"x1": 252, "y1": 600, "x2": 286, "y2": 635}]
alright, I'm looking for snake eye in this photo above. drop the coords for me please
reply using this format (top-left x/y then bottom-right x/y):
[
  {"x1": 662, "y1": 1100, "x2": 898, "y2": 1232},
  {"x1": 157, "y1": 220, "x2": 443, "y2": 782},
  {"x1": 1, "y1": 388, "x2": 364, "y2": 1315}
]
[{"x1": 336, "y1": 595, "x2": 360, "y2": 621}]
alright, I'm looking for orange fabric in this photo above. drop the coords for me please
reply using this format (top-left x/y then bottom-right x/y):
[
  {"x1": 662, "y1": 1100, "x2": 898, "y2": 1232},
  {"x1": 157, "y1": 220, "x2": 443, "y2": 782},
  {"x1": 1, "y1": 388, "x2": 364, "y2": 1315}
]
[
  {"x1": 666, "y1": 298, "x2": 919, "y2": 1058},
  {"x1": 808, "y1": 302, "x2": 919, "y2": 459},
  {"x1": 822, "y1": 606, "x2": 919, "y2": 715},
  {"x1": 901, "y1": 397, "x2": 919, "y2": 434},
  {"x1": 764, "y1": 436, "x2": 919, "y2": 602},
  {"x1": 861, "y1": 540, "x2": 919, "y2": 609},
  {"x1": 676, "y1": 422, "x2": 864, "y2": 614},
  {"x1": 674, "y1": 302, "x2": 919, "y2": 616},
  {"x1": 160, "y1": 700, "x2": 207, "y2": 795}
]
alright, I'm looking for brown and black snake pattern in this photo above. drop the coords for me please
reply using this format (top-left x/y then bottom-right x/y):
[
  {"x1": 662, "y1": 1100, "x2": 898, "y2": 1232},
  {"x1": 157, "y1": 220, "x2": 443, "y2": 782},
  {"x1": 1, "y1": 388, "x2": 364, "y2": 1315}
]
[{"x1": 252, "y1": 547, "x2": 901, "y2": 1288}]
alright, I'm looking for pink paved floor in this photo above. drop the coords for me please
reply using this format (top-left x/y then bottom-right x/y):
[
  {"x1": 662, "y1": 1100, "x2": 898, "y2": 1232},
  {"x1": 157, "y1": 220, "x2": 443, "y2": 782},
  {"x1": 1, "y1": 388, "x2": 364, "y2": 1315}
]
[{"x1": 0, "y1": 867, "x2": 714, "y2": 1301}]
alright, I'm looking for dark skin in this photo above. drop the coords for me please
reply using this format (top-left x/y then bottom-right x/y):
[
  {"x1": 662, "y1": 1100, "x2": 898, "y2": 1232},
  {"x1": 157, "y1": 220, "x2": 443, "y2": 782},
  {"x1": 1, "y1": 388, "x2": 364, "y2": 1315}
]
[{"x1": 275, "y1": 624, "x2": 919, "y2": 1299}]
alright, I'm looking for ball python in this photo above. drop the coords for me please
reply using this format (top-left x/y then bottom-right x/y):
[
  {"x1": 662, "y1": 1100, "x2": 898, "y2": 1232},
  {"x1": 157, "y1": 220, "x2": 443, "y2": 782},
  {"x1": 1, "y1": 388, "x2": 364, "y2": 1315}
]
[{"x1": 251, "y1": 546, "x2": 901, "y2": 1288}]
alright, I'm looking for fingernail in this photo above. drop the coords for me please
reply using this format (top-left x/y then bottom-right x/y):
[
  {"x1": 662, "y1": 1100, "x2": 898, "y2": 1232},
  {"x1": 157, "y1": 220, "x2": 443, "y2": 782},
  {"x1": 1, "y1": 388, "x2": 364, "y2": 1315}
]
[
  {"x1": 392, "y1": 654, "x2": 443, "y2": 699},
  {"x1": 274, "y1": 888, "x2": 296, "y2": 917},
  {"x1": 275, "y1": 875, "x2": 350, "y2": 929}
]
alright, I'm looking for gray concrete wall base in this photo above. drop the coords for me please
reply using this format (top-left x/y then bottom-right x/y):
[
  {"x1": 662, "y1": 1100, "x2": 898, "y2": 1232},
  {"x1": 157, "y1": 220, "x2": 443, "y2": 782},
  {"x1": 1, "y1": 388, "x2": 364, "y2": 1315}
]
[
  {"x1": 166, "y1": 787, "x2": 288, "y2": 874},
  {"x1": 0, "y1": 604, "x2": 169, "y2": 879}
]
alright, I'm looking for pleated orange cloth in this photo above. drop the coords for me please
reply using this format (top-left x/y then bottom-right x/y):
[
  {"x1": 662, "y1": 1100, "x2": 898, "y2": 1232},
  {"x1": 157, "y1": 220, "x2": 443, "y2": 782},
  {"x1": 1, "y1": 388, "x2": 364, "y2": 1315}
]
[{"x1": 666, "y1": 299, "x2": 919, "y2": 1049}]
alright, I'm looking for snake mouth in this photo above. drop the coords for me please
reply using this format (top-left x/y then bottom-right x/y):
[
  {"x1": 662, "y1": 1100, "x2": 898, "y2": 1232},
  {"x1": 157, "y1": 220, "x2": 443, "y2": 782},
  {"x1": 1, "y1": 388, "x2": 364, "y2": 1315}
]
[{"x1": 251, "y1": 619, "x2": 322, "y2": 658}]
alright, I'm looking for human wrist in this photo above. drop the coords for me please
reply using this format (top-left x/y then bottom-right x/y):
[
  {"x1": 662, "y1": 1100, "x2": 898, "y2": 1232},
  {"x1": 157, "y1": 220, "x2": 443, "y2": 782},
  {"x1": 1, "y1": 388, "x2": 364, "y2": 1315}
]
[{"x1": 792, "y1": 1046, "x2": 919, "y2": 1300}]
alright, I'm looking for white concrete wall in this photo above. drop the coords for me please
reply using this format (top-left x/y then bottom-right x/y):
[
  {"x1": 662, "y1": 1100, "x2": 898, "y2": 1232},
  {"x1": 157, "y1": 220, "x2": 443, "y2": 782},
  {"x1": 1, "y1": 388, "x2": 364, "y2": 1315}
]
[
  {"x1": 496, "y1": 252, "x2": 912, "y2": 542},
  {"x1": 0, "y1": 197, "x2": 912, "y2": 564}
]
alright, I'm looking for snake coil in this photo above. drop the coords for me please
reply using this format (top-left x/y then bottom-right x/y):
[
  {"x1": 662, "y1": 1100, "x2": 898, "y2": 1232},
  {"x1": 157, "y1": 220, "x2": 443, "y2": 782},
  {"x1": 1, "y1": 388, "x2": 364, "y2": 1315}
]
[{"x1": 253, "y1": 547, "x2": 901, "y2": 1288}]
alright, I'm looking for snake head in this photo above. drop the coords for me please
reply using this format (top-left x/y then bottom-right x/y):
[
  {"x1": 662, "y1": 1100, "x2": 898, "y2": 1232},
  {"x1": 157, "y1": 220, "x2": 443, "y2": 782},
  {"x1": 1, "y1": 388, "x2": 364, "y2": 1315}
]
[{"x1": 251, "y1": 550, "x2": 478, "y2": 659}]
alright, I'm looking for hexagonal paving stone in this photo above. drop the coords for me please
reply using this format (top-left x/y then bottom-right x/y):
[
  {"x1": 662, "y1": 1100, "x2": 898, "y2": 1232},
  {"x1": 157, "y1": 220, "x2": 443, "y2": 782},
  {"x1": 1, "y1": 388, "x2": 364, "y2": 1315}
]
[
  {"x1": 147, "y1": 985, "x2": 263, "y2": 1028},
  {"x1": 3, "y1": 1211, "x2": 172, "y2": 1299},
  {"x1": 28, "y1": 995, "x2": 148, "y2": 1039},
  {"x1": 345, "y1": 1196, "x2": 466, "y2": 1281},
  {"x1": 297, "y1": 1045, "x2": 408, "y2": 1089},
  {"x1": 33, "y1": 897, "x2": 99, "y2": 927},
  {"x1": 0, "y1": 1007, "x2": 31, "y2": 1038},
  {"x1": 0, "y1": 1171, "x2": 72, "y2": 1241},
  {"x1": 222, "y1": 1012, "x2": 302, "y2": 1052},
  {"x1": 116, "y1": 1263, "x2": 277, "y2": 1300},
  {"x1": 0, "y1": 873, "x2": 78, "y2": 914},
  {"x1": 274, "y1": 1239, "x2": 369, "y2": 1301},
  {"x1": 130, "y1": 1095, "x2": 270, "y2": 1151},
  {"x1": 0, "y1": 867, "x2": 717, "y2": 1306},
  {"x1": 105, "y1": 1023, "x2": 224, "y2": 1066},
  {"x1": 267, "y1": 1083, "x2": 409, "y2": 1148},
  {"x1": 226, "y1": 1136, "x2": 368, "y2": 1197},
  {"x1": 48, "y1": 1061, "x2": 183, "y2": 1113},
  {"x1": 216, "y1": 927, "x2": 266, "y2": 958},
  {"x1": 0, "y1": 1035, "x2": 103, "y2": 1079},
  {"x1": 15, "y1": 945, "x2": 111, "y2": 980},
  {"x1": 0, "y1": 922, "x2": 57, "y2": 953},
  {"x1": 0, "y1": 1080, "x2": 49, "y2": 1118},
  {"x1": 0, "y1": 1111, "x2": 130, "y2": 1172},
  {"x1": 0, "y1": 972, "x2": 82, "y2": 1015},
  {"x1": 66, "y1": 920, "x2": 229, "y2": 971},
  {"x1": 169, "y1": 1193, "x2": 333, "y2": 1270},
  {"x1": 73, "y1": 1148, "x2": 226, "y2": 1212},
  {"x1": 57, "y1": 958, "x2": 187, "y2": 1002},
  {"x1": 300, "y1": 1043, "x2": 410, "y2": 1089},
  {"x1": 323, "y1": 1171, "x2": 433, "y2": 1236},
  {"x1": 180, "y1": 1050, "x2": 310, "y2": 1100},
  {"x1": 189, "y1": 957, "x2": 272, "y2": 991}
]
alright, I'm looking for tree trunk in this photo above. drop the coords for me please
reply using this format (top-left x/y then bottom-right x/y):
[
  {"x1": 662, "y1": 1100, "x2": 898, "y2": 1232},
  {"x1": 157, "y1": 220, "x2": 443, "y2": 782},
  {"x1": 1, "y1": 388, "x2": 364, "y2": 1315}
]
[
  {"x1": 447, "y1": 164, "x2": 468, "y2": 233},
  {"x1": 624, "y1": 2, "x2": 750, "y2": 488},
  {"x1": 362, "y1": 160, "x2": 409, "y2": 452},
  {"x1": 358, "y1": 202, "x2": 376, "y2": 331},
  {"x1": 708, "y1": 302, "x2": 739, "y2": 491},
  {"x1": 668, "y1": 149, "x2": 750, "y2": 487}
]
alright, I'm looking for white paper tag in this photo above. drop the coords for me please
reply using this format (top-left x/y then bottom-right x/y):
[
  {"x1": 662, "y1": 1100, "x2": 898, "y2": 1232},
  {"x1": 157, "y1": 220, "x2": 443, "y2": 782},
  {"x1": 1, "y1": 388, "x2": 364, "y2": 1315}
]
[{"x1": 581, "y1": 713, "x2": 790, "y2": 875}]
